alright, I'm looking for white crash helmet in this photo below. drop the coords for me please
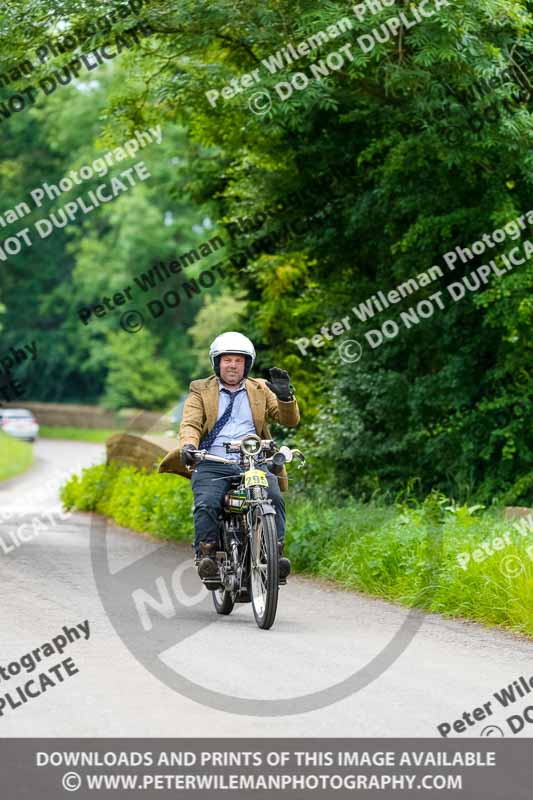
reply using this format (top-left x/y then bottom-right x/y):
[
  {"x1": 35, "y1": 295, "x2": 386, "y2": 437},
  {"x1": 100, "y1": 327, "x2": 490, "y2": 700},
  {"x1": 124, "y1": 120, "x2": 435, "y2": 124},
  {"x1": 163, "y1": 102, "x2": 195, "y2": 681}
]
[{"x1": 209, "y1": 332, "x2": 256, "y2": 378}]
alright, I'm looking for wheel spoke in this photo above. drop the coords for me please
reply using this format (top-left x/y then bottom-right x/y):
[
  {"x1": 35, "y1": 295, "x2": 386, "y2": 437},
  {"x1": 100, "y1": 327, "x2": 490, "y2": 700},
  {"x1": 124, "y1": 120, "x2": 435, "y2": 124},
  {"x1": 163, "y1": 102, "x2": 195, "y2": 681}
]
[{"x1": 250, "y1": 515, "x2": 267, "y2": 615}]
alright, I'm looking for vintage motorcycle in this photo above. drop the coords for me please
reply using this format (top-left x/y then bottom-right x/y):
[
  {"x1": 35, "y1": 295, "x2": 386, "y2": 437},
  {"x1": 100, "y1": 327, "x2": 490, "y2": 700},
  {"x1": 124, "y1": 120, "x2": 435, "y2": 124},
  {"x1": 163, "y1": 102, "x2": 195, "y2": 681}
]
[{"x1": 186, "y1": 434, "x2": 305, "y2": 630}]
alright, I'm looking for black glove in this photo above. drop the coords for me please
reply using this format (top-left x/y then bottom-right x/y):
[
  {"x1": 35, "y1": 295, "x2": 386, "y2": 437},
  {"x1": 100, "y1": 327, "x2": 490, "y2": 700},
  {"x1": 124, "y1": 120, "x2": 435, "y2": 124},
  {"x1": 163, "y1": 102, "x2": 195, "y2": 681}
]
[
  {"x1": 180, "y1": 443, "x2": 197, "y2": 467},
  {"x1": 266, "y1": 367, "x2": 294, "y2": 401}
]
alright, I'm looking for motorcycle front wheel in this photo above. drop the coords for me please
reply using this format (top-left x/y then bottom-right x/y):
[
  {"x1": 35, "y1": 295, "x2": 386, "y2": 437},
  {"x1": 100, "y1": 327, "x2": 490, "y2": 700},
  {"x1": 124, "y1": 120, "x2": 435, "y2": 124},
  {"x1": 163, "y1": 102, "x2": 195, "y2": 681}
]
[{"x1": 250, "y1": 509, "x2": 279, "y2": 629}]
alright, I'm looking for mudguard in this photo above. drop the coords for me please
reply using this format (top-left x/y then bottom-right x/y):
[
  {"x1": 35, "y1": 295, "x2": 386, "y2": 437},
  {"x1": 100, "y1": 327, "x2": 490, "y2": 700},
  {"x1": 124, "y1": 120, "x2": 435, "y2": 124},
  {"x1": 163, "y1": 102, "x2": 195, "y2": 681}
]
[{"x1": 258, "y1": 501, "x2": 276, "y2": 516}]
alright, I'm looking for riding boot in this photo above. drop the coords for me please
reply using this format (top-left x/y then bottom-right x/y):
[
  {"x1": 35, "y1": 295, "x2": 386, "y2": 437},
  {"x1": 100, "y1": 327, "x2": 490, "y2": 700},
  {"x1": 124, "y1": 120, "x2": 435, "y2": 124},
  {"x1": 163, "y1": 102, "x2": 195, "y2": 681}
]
[
  {"x1": 278, "y1": 541, "x2": 291, "y2": 583},
  {"x1": 197, "y1": 541, "x2": 218, "y2": 579}
]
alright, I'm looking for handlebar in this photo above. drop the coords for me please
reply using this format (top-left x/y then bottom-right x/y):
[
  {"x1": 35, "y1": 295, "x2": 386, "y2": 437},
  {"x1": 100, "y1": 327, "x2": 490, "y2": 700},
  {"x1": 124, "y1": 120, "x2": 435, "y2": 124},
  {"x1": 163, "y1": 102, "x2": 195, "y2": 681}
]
[
  {"x1": 193, "y1": 451, "x2": 234, "y2": 465},
  {"x1": 186, "y1": 444, "x2": 305, "y2": 470}
]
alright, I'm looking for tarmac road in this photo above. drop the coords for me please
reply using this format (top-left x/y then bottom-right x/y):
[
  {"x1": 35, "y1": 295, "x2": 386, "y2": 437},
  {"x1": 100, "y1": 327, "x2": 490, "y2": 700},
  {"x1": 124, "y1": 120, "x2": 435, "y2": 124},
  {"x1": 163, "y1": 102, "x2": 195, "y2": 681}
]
[{"x1": 0, "y1": 439, "x2": 531, "y2": 737}]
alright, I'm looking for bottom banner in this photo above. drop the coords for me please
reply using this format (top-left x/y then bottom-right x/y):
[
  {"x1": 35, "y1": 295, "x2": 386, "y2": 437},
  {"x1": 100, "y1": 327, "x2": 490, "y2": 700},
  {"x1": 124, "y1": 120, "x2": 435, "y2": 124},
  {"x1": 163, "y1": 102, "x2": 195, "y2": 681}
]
[{"x1": 0, "y1": 739, "x2": 530, "y2": 798}]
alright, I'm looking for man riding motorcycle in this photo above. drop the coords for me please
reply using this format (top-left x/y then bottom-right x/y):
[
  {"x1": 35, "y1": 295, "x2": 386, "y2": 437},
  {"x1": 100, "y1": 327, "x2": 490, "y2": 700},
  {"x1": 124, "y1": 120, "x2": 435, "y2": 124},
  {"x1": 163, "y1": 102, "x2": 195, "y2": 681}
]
[{"x1": 159, "y1": 332, "x2": 300, "y2": 582}]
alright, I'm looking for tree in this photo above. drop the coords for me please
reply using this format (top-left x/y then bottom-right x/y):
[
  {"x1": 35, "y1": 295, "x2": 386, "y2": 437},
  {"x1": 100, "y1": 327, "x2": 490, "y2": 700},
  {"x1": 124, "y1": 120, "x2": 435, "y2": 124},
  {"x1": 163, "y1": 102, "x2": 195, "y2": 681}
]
[
  {"x1": 102, "y1": 330, "x2": 181, "y2": 410},
  {"x1": 1, "y1": 0, "x2": 531, "y2": 500}
]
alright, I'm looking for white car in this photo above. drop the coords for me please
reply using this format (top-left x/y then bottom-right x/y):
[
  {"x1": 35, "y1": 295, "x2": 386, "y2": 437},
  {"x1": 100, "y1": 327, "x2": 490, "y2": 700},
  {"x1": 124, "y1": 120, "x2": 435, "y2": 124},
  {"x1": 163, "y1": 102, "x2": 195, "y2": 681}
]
[{"x1": 0, "y1": 409, "x2": 39, "y2": 442}]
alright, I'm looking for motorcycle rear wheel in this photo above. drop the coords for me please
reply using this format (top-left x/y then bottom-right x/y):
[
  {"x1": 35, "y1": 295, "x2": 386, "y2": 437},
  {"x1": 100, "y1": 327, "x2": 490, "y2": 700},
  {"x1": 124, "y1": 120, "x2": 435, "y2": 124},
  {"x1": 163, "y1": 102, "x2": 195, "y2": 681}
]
[
  {"x1": 212, "y1": 587, "x2": 235, "y2": 615},
  {"x1": 250, "y1": 510, "x2": 279, "y2": 629}
]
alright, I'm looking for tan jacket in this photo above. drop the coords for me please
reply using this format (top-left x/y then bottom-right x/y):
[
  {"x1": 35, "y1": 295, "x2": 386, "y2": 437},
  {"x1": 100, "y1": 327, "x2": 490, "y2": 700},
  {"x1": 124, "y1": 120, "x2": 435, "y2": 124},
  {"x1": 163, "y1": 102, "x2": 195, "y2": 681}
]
[{"x1": 158, "y1": 375, "x2": 300, "y2": 491}]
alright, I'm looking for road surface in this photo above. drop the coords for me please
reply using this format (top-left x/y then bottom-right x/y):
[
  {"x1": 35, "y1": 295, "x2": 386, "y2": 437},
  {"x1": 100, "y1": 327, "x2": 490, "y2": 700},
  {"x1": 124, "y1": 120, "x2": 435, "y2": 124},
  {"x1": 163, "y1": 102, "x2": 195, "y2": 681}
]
[{"x1": 0, "y1": 440, "x2": 531, "y2": 736}]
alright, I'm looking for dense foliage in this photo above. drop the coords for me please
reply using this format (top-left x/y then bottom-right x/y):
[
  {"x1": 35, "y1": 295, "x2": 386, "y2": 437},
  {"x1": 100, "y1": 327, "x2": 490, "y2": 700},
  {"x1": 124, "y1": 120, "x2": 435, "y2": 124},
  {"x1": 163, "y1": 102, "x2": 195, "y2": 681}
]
[{"x1": 1, "y1": 0, "x2": 532, "y2": 501}]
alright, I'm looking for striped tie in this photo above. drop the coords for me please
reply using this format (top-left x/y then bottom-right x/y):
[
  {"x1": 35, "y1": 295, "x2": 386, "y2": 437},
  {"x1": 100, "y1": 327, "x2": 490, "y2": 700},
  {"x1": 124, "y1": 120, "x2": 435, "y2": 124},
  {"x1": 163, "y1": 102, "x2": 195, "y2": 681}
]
[{"x1": 200, "y1": 389, "x2": 237, "y2": 450}]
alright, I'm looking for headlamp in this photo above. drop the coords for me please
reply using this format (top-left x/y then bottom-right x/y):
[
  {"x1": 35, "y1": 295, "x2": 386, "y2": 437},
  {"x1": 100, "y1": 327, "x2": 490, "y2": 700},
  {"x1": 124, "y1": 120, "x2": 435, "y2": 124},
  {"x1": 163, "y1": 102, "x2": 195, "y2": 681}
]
[{"x1": 241, "y1": 435, "x2": 262, "y2": 456}]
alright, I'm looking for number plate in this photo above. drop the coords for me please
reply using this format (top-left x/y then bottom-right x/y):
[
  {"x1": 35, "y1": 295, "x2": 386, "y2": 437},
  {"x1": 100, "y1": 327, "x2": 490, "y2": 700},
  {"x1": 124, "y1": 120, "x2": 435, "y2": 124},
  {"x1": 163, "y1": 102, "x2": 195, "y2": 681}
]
[{"x1": 244, "y1": 468, "x2": 268, "y2": 488}]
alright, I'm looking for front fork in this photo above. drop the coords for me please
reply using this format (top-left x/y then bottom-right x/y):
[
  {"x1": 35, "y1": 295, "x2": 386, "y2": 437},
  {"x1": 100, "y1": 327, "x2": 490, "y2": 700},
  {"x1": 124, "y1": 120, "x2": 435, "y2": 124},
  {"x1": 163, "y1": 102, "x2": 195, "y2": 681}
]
[{"x1": 247, "y1": 486, "x2": 277, "y2": 567}]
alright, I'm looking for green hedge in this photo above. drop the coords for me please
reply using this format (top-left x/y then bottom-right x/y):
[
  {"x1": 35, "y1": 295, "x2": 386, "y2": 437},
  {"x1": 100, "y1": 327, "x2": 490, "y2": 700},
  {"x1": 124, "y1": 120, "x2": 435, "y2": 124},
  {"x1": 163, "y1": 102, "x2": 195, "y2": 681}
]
[
  {"x1": 61, "y1": 464, "x2": 533, "y2": 637},
  {"x1": 39, "y1": 427, "x2": 122, "y2": 443},
  {"x1": 61, "y1": 463, "x2": 194, "y2": 540}
]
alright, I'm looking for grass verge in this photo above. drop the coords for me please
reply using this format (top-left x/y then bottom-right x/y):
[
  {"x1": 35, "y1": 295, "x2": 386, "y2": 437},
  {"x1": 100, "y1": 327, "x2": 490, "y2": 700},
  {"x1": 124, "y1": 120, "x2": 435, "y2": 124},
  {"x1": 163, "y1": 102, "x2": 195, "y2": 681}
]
[
  {"x1": 61, "y1": 463, "x2": 533, "y2": 637},
  {"x1": 0, "y1": 430, "x2": 33, "y2": 481},
  {"x1": 40, "y1": 426, "x2": 121, "y2": 443}
]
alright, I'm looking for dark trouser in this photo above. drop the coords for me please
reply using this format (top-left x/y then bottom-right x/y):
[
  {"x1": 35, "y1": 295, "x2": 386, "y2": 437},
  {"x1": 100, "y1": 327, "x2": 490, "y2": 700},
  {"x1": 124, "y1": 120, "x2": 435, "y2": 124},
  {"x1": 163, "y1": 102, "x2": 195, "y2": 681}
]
[{"x1": 191, "y1": 461, "x2": 285, "y2": 554}]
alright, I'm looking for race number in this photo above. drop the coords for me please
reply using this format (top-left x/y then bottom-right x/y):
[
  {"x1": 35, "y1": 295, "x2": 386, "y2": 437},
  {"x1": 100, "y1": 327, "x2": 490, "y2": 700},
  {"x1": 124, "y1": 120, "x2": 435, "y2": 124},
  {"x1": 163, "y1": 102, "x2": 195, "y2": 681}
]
[{"x1": 244, "y1": 468, "x2": 268, "y2": 488}]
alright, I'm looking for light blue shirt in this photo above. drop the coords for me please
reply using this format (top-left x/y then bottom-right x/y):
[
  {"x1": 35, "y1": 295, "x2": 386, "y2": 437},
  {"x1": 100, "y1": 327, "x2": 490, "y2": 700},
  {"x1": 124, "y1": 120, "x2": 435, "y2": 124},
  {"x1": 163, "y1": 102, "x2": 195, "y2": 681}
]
[{"x1": 208, "y1": 379, "x2": 257, "y2": 460}]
